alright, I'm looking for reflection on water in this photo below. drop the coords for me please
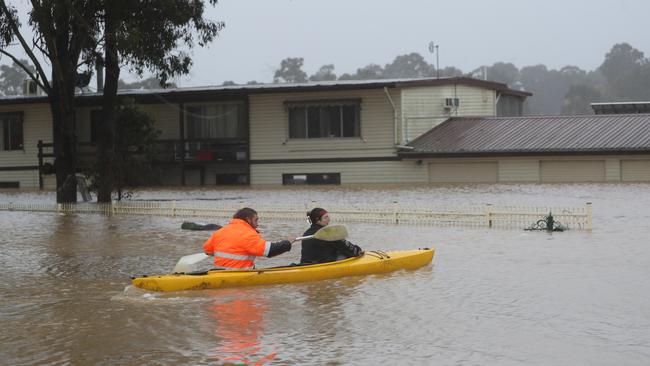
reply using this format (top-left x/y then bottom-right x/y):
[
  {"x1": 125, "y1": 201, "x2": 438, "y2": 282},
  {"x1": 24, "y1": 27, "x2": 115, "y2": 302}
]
[
  {"x1": 2, "y1": 184, "x2": 650, "y2": 365},
  {"x1": 209, "y1": 289, "x2": 277, "y2": 365}
]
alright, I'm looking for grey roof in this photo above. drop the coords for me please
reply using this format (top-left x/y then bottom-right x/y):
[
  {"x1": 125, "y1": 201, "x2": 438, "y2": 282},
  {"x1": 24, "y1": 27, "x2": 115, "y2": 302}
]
[
  {"x1": 403, "y1": 114, "x2": 650, "y2": 157},
  {"x1": 0, "y1": 76, "x2": 530, "y2": 105}
]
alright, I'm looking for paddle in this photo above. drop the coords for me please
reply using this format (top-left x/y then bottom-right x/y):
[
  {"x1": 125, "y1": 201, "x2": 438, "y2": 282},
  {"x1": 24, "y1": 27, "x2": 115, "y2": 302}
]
[
  {"x1": 171, "y1": 225, "x2": 349, "y2": 273},
  {"x1": 294, "y1": 224, "x2": 348, "y2": 242}
]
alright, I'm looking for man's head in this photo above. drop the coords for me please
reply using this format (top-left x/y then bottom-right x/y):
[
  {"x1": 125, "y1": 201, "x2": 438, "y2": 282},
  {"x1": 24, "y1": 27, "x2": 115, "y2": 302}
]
[{"x1": 233, "y1": 207, "x2": 259, "y2": 228}]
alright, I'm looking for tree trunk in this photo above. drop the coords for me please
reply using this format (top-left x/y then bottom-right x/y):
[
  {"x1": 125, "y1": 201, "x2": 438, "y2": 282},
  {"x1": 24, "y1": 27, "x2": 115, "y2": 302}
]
[
  {"x1": 50, "y1": 45, "x2": 78, "y2": 203},
  {"x1": 96, "y1": 3, "x2": 121, "y2": 203}
]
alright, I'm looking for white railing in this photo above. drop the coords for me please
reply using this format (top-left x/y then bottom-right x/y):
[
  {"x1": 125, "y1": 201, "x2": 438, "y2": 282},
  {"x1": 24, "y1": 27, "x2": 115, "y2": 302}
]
[{"x1": 0, "y1": 201, "x2": 593, "y2": 230}]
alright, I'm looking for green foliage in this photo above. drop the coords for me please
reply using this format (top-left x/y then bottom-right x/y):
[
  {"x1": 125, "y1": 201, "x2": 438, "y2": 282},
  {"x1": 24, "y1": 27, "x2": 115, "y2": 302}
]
[
  {"x1": 353, "y1": 63, "x2": 384, "y2": 80},
  {"x1": 562, "y1": 84, "x2": 602, "y2": 115},
  {"x1": 383, "y1": 53, "x2": 433, "y2": 78},
  {"x1": 85, "y1": 102, "x2": 161, "y2": 200},
  {"x1": 0, "y1": 60, "x2": 35, "y2": 95},
  {"x1": 471, "y1": 62, "x2": 520, "y2": 86},
  {"x1": 599, "y1": 43, "x2": 650, "y2": 101},
  {"x1": 107, "y1": 1, "x2": 224, "y2": 84},
  {"x1": 274, "y1": 57, "x2": 308, "y2": 83},
  {"x1": 309, "y1": 64, "x2": 337, "y2": 81},
  {"x1": 118, "y1": 77, "x2": 177, "y2": 90}
]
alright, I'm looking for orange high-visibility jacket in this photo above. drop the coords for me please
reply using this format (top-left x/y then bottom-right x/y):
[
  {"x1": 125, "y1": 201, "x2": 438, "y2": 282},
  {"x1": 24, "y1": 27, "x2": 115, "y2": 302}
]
[{"x1": 203, "y1": 219, "x2": 270, "y2": 269}]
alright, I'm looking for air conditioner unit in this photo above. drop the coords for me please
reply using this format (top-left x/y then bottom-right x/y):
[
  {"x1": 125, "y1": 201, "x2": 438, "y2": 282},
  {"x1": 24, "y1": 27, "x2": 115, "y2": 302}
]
[
  {"x1": 22, "y1": 79, "x2": 39, "y2": 96},
  {"x1": 444, "y1": 97, "x2": 460, "y2": 108}
]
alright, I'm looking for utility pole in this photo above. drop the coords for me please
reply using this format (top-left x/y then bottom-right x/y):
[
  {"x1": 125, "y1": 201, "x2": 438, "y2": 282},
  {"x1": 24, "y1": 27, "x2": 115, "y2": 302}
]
[{"x1": 428, "y1": 41, "x2": 439, "y2": 78}]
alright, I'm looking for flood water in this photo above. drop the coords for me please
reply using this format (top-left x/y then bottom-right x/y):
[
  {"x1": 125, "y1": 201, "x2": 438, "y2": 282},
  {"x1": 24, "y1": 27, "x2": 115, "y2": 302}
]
[{"x1": 1, "y1": 184, "x2": 650, "y2": 365}]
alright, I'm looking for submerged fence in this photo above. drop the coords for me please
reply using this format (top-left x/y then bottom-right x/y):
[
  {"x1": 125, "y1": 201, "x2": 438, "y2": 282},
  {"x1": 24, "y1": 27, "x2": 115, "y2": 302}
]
[{"x1": 0, "y1": 201, "x2": 593, "y2": 230}]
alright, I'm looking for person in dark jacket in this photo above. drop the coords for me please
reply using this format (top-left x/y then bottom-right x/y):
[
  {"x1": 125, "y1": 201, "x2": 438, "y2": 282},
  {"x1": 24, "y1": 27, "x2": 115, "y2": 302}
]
[{"x1": 300, "y1": 208, "x2": 363, "y2": 264}]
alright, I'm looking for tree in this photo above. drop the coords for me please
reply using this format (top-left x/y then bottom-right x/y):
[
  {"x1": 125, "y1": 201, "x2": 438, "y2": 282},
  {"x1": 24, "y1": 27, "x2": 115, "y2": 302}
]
[
  {"x1": 309, "y1": 64, "x2": 336, "y2": 81},
  {"x1": 221, "y1": 80, "x2": 236, "y2": 86},
  {"x1": 384, "y1": 53, "x2": 433, "y2": 79},
  {"x1": 274, "y1": 57, "x2": 307, "y2": 83},
  {"x1": 118, "y1": 77, "x2": 177, "y2": 90},
  {"x1": 438, "y1": 66, "x2": 463, "y2": 78},
  {"x1": 91, "y1": 1, "x2": 223, "y2": 202},
  {"x1": 354, "y1": 63, "x2": 383, "y2": 80},
  {"x1": 84, "y1": 102, "x2": 161, "y2": 200},
  {"x1": 598, "y1": 43, "x2": 650, "y2": 101},
  {"x1": 471, "y1": 62, "x2": 520, "y2": 86},
  {"x1": 1, "y1": 1, "x2": 102, "y2": 203},
  {"x1": 337, "y1": 73, "x2": 356, "y2": 80},
  {"x1": 562, "y1": 84, "x2": 601, "y2": 115},
  {"x1": 0, "y1": 59, "x2": 35, "y2": 95},
  {"x1": 1, "y1": 2, "x2": 222, "y2": 202}
]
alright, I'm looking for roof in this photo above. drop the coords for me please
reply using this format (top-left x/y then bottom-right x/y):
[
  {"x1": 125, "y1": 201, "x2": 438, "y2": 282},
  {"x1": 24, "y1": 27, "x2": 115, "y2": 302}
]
[
  {"x1": 591, "y1": 102, "x2": 650, "y2": 114},
  {"x1": 0, "y1": 76, "x2": 531, "y2": 106},
  {"x1": 402, "y1": 114, "x2": 650, "y2": 157}
]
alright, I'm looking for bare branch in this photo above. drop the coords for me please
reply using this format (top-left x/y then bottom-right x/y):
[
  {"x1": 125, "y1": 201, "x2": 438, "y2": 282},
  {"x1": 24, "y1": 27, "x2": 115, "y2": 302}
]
[{"x1": 0, "y1": 49, "x2": 49, "y2": 92}]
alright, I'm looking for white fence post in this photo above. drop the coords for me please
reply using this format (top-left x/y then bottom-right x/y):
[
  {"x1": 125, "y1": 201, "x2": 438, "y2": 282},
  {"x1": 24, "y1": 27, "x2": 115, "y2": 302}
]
[
  {"x1": 485, "y1": 204, "x2": 493, "y2": 228},
  {"x1": 586, "y1": 202, "x2": 592, "y2": 231}
]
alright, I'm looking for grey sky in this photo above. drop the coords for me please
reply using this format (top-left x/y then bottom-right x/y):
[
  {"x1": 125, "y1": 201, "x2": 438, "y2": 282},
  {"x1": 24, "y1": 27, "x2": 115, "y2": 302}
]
[
  {"x1": 3, "y1": 0, "x2": 650, "y2": 88},
  {"x1": 175, "y1": 0, "x2": 649, "y2": 86}
]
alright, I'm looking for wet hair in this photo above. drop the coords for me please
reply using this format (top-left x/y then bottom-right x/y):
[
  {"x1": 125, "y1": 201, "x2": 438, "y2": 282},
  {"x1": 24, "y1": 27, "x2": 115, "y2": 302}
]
[
  {"x1": 307, "y1": 207, "x2": 328, "y2": 224},
  {"x1": 233, "y1": 207, "x2": 258, "y2": 220}
]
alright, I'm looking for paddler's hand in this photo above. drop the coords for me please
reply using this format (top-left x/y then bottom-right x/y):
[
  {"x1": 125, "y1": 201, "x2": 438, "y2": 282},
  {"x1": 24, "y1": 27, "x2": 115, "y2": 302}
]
[{"x1": 287, "y1": 236, "x2": 297, "y2": 243}]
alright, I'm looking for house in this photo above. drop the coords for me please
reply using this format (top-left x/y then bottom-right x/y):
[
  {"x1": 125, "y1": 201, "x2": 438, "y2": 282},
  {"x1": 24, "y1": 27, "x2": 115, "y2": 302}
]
[
  {"x1": 400, "y1": 114, "x2": 650, "y2": 183},
  {"x1": 0, "y1": 77, "x2": 529, "y2": 189}
]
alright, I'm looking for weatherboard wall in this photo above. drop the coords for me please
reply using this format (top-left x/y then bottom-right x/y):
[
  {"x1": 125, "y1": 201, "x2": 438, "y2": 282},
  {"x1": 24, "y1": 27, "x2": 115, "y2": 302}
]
[
  {"x1": 401, "y1": 85, "x2": 496, "y2": 142},
  {"x1": 0, "y1": 103, "x2": 52, "y2": 189},
  {"x1": 408, "y1": 155, "x2": 650, "y2": 183},
  {"x1": 248, "y1": 88, "x2": 399, "y2": 161},
  {"x1": 250, "y1": 160, "x2": 427, "y2": 185}
]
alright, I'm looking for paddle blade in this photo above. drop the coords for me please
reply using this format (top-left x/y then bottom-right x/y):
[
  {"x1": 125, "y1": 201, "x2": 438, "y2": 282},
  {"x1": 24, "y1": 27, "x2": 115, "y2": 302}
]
[
  {"x1": 313, "y1": 225, "x2": 348, "y2": 241},
  {"x1": 173, "y1": 253, "x2": 209, "y2": 273}
]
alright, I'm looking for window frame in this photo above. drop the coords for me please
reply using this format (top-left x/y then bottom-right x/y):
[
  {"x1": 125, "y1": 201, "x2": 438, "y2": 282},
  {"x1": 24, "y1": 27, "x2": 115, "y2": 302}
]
[
  {"x1": 285, "y1": 99, "x2": 361, "y2": 139},
  {"x1": 184, "y1": 101, "x2": 246, "y2": 140},
  {"x1": 1, "y1": 112, "x2": 24, "y2": 151}
]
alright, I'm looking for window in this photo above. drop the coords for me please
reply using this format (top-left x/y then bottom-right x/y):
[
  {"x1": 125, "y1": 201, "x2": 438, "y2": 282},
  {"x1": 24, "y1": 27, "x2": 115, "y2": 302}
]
[
  {"x1": 186, "y1": 103, "x2": 244, "y2": 139},
  {"x1": 287, "y1": 100, "x2": 360, "y2": 139},
  {"x1": 282, "y1": 173, "x2": 341, "y2": 185},
  {"x1": 1, "y1": 113, "x2": 24, "y2": 151}
]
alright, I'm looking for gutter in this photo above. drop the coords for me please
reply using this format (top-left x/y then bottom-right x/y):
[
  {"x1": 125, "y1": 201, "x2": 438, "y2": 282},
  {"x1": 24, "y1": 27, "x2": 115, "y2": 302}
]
[
  {"x1": 398, "y1": 149, "x2": 650, "y2": 158},
  {"x1": 383, "y1": 87, "x2": 400, "y2": 145},
  {"x1": 494, "y1": 92, "x2": 501, "y2": 117}
]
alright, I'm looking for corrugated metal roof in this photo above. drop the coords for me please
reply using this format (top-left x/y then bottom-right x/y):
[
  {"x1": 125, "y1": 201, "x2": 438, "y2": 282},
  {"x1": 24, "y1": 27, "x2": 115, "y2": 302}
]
[
  {"x1": 0, "y1": 76, "x2": 531, "y2": 105},
  {"x1": 403, "y1": 114, "x2": 650, "y2": 156}
]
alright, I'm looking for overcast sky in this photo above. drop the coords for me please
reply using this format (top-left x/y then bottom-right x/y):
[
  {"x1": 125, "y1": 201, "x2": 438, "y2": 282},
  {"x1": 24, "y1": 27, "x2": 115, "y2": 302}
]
[
  {"x1": 4, "y1": 0, "x2": 650, "y2": 88},
  {"x1": 173, "y1": 0, "x2": 649, "y2": 86}
]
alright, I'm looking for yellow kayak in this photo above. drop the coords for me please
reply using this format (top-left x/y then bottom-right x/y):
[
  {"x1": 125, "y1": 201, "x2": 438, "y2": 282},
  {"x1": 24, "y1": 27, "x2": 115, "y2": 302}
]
[{"x1": 132, "y1": 248, "x2": 434, "y2": 292}]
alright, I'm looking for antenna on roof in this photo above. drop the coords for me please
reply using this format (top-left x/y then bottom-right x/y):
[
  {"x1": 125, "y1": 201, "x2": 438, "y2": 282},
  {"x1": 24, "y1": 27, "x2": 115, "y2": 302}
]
[{"x1": 428, "y1": 41, "x2": 440, "y2": 78}]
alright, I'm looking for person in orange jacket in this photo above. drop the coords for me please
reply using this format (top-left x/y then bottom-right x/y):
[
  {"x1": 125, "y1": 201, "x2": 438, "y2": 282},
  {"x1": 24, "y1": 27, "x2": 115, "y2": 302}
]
[{"x1": 203, "y1": 207, "x2": 294, "y2": 269}]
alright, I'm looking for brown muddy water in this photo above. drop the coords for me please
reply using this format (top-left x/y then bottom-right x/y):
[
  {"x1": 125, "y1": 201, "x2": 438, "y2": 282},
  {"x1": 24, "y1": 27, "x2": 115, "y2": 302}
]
[{"x1": 1, "y1": 184, "x2": 649, "y2": 365}]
